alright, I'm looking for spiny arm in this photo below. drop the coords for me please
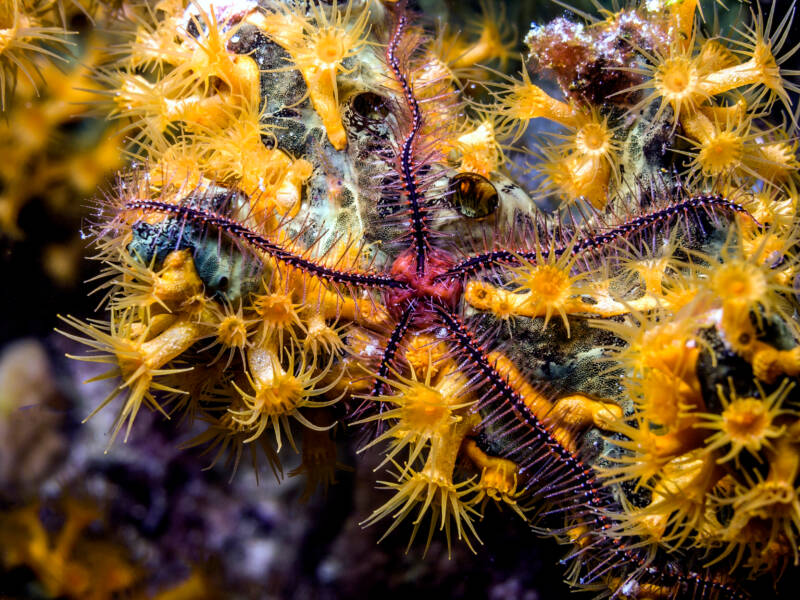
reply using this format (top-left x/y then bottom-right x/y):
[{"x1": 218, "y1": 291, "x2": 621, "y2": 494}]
[{"x1": 123, "y1": 200, "x2": 408, "y2": 289}]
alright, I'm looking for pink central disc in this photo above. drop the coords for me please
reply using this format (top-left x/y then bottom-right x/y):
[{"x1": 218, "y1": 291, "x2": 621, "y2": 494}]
[{"x1": 384, "y1": 248, "x2": 462, "y2": 326}]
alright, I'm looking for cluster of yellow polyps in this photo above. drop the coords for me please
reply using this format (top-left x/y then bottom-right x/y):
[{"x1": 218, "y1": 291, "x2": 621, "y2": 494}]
[{"x1": 1, "y1": 3, "x2": 126, "y2": 262}]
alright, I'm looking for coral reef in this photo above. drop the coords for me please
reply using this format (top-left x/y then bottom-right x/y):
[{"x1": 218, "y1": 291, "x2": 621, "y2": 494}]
[{"x1": 1, "y1": 0, "x2": 797, "y2": 597}]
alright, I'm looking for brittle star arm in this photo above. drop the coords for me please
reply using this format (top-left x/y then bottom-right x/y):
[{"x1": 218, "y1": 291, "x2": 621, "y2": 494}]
[
  {"x1": 433, "y1": 304, "x2": 750, "y2": 598},
  {"x1": 437, "y1": 195, "x2": 755, "y2": 280},
  {"x1": 123, "y1": 200, "x2": 409, "y2": 289}
]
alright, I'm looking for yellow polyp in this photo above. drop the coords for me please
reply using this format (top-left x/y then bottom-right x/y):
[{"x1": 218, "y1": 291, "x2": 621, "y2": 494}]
[
  {"x1": 329, "y1": 326, "x2": 386, "y2": 395},
  {"x1": 653, "y1": 53, "x2": 706, "y2": 122},
  {"x1": 307, "y1": 68, "x2": 348, "y2": 150},
  {"x1": 130, "y1": 22, "x2": 187, "y2": 71},
  {"x1": 0, "y1": 0, "x2": 18, "y2": 33},
  {"x1": 272, "y1": 157, "x2": 314, "y2": 216},
  {"x1": 501, "y1": 76, "x2": 578, "y2": 129},
  {"x1": 766, "y1": 438, "x2": 800, "y2": 486},
  {"x1": 361, "y1": 411, "x2": 482, "y2": 557},
  {"x1": 569, "y1": 290, "x2": 660, "y2": 318},
  {"x1": 261, "y1": 0, "x2": 371, "y2": 150},
  {"x1": 548, "y1": 395, "x2": 623, "y2": 434},
  {"x1": 203, "y1": 302, "x2": 254, "y2": 368},
  {"x1": 243, "y1": 151, "x2": 312, "y2": 218},
  {"x1": 697, "y1": 378, "x2": 794, "y2": 463},
  {"x1": 152, "y1": 250, "x2": 205, "y2": 306},
  {"x1": 61, "y1": 313, "x2": 204, "y2": 448},
  {"x1": 633, "y1": 260, "x2": 672, "y2": 297},
  {"x1": 463, "y1": 440, "x2": 517, "y2": 491},
  {"x1": 447, "y1": 1, "x2": 515, "y2": 72},
  {"x1": 255, "y1": 10, "x2": 305, "y2": 49},
  {"x1": 509, "y1": 248, "x2": 588, "y2": 333},
  {"x1": 600, "y1": 421, "x2": 674, "y2": 488},
  {"x1": 544, "y1": 151, "x2": 610, "y2": 208},
  {"x1": 700, "y1": 230, "x2": 798, "y2": 331},
  {"x1": 696, "y1": 39, "x2": 741, "y2": 75},
  {"x1": 717, "y1": 300, "x2": 800, "y2": 383},
  {"x1": 404, "y1": 334, "x2": 449, "y2": 378},
  {"x1": 164, "y1": 93, "x2": 233, "y2": 131},
  {"x1": 355, "y1": 358, "x2": 474, "y2": 473},
  {"x1": 575, "y1": 123, "x2": 611, "y2": 158},
  {"x1": 639, "y1": 368, "x2": 701, "y2": 430},
  {"x1": 303, "y1": 313, "x2": 346, "y2": 359},
  {"x1": 749, "y1": 139, "x2": 800, "y2": 182},
  {"x1": 699, "y1": 42, "x2": 781, "y2": 98},
  {"x1": 752, "y1": 346, "x2": 800, "y2": 383},
  {"x1": 250, "y1": 287, "x2": 304, "y2": 346},
  {"x1": 685, "y1": 115, "x2": 748, "y2": 179},
  {"x1": 698, "y1": 98, "x2": 747, "y2": 128},
  {"x1": 630, "y1": 450, "x2": 722, "y2": 547},
  {"x1": 466, "y1": 274, "x2": 658, "y2": 333},
  {"x1": 231, "y1": 342, "x2": 339, "y2": 450},
  {"x1": 52, "y1": 500, "x2": 100, "y2": 566},
  {"x1": 743, "y1": 234, "x2": 798, "y2": 288},
  {"x1": 230, "y1": 54, "x2": 262, "y2": 102},
  {"x1": 565, "y1": 525, "x2": 591, "y2": 548},
  {"x1": 463, "y1": 440, "x2": 526, "y2": 519},
  {"x1": 453, "y1": 120, "x2": 503, "y2": 177},
  {"x1": 449, "y1": 35, "x2": 495, "y2": 71},
  {"x1": 310, "y1": 277, "x2": 388, "y2": 328},
  {"x1": 138, "y1": 319, "x2": 203, "y2": 373},
  {"x1": 715, "y1": 439, "x2": 800, "y2": 567},
  {"x1": 217, "y1": 315, "x2": 248, "y2": 348},
  {"x1": 699, "y1": 130, "x2": 744, "y2": 176}
]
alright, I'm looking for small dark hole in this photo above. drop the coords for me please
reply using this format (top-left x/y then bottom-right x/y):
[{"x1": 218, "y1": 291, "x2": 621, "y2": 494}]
[{"x1": 351, "y1": 92, "x2": 389, "y2": 121}]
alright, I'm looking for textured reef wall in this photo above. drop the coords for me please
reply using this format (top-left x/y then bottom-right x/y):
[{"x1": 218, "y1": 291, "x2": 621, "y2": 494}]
[{"x1": 2, "y1": 0, "x2": 800, "y2": 598}]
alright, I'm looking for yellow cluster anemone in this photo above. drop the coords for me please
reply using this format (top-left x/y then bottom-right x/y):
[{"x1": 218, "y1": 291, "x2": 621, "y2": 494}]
[
  {"x1": 447, "y1": 114, "x2": 508, "y2": 178},
  {"x1": 697, "y1": 378, "x2": 796, "y2": 465},
  {"x1": 231, "y1": 342, "x2": 340, "y2": 449},
  {"x1": 490, "y1": 67, "x2": 624, "y2": 207},
  {"x1": 45, "y1": 0, "x2": 800, "y2": 594},
  {"x1": 634, "y1": 2, "x2": 799, "y2": 198},
  {"x1": 258, "y1": 0, "x2": 372, "y2": 150},
  {"x1": 465, "y1": 239, "x2": 659, "y2": 335},
  {"x1": 104, "y1": 2, "x2": 263, "y2": 161},
  {"x1": 355, "y1": 358, "x2": 476, "y2": 472},
  {"x1": 596, "y1": 298, "x2": 800, "y2": 571},
  {"x1": 0, "y1": 0, "x2": 74, "y2": 110},
  {"x1": 0, "y1": 497, "x2": 139, "y2": 598},
  {"x1": 0, "y1": 30, "x2": 124, "y2": 241},
  {"x1": 433, "y1": 0, "x2": 516, "y2": 81},
  {"x1": 60, "y1": 177, "x2": 363, "y2": 485}
]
